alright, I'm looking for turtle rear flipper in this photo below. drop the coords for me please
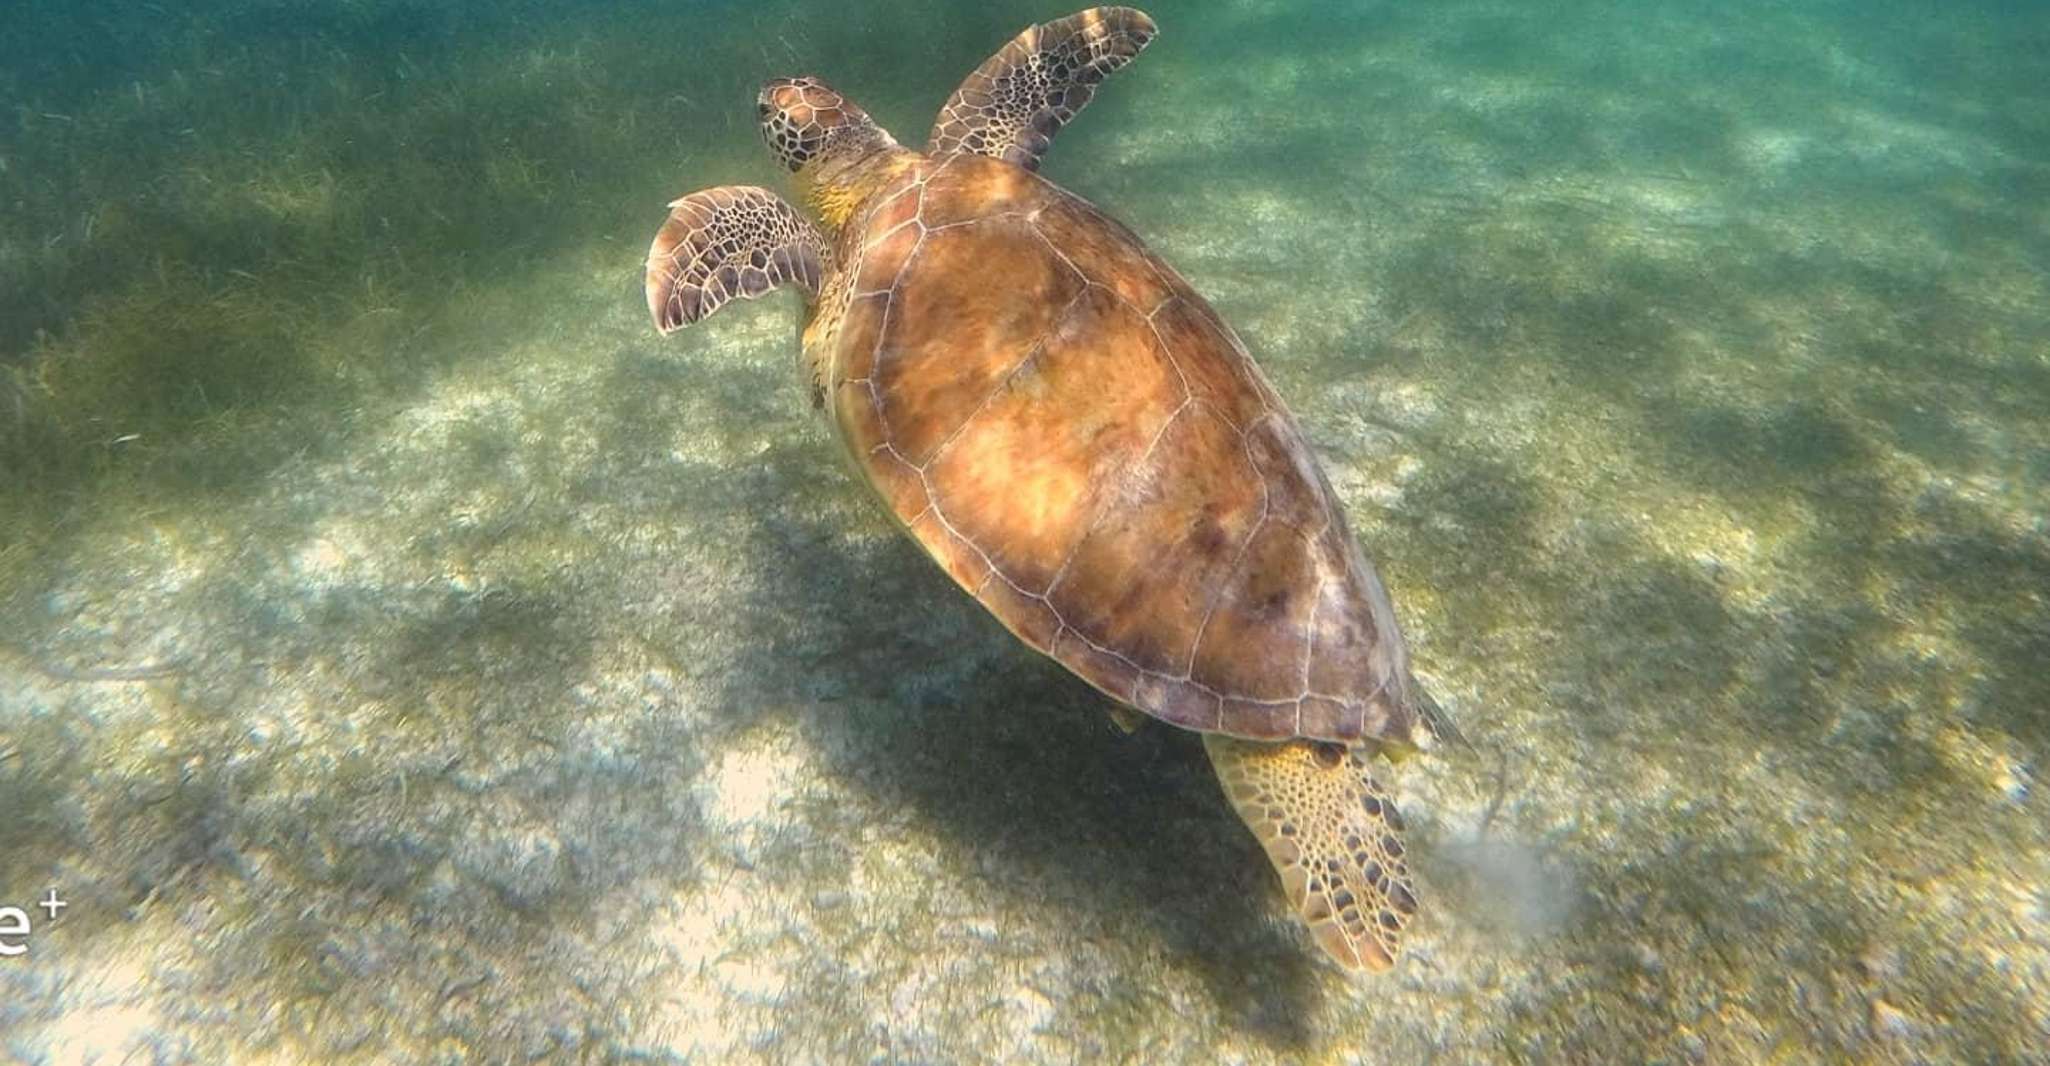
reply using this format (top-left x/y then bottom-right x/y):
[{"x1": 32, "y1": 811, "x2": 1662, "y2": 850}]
[
  {"x1": 1203, "y1": 735, "x2": 1417, "y2": 971},
  {"x1": 645, "y1": 185, "x2": 831, "y2": 333},
  {"x1": 928, "y1": 7, "x2": 1157, "y2": 171}
]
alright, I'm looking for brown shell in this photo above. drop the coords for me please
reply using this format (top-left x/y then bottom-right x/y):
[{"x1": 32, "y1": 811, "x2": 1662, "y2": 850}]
[{"x1": 821, "y1": 153, "x2": 1421, "y2": 745}]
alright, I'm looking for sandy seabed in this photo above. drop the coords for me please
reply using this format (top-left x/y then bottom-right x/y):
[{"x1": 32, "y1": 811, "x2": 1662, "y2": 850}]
[{"x1": 3, "y1": 1, "x2": 2046, "y2": 1062}]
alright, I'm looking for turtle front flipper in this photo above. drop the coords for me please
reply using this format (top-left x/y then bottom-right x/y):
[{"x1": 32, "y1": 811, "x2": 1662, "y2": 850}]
[
  {"x1": 927, "y1": 7, "x2": 1157, "y2": 171},
  {"x1": 1203, "y1": 735, "x2": 1418, "y2": 972},
  {"x1": 644, "y1": 185, "x2": 831, "y2": 333}
]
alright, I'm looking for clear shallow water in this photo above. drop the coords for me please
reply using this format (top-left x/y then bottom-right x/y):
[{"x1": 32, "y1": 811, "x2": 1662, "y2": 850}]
[{"x1": 2, "y1": 0, "x2": 2046, "y2": 1061}]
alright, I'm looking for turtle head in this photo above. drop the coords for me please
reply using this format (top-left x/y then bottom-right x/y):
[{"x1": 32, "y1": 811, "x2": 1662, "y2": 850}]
[
  {"x1": 758, "y1": 77, "x2": 897, "y2": 174},
  {"x1": 759, "y1": 77, "x2": 908, "y2": 229}
]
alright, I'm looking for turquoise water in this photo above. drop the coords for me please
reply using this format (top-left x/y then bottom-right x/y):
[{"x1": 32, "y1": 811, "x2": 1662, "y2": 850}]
[{"x1": 3, "y1": 0, "x2": 2047, "y2": 1061}]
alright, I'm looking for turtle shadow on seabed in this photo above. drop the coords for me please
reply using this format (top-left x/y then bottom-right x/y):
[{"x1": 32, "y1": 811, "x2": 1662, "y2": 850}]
[{"x1": 679, "y1": 440, "x2": 1335, "y2": 1047}]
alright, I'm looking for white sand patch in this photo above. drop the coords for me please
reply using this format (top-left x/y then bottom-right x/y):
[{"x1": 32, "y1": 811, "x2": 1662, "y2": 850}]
[{"x1": 696, "y1": 721, "x2": 810, "y2": 831}]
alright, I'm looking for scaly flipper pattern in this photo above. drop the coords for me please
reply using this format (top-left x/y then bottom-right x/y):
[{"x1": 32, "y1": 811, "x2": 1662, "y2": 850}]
[
  {"x1": 645, "y1": 185, "x2": 831, "y2": 333},
  {"x1": 1203, "y1": 735, "x2": 1417, "y2": 971},
  {"x1": 927, "y1": 7, "x2": 1158, "y2": 171}
]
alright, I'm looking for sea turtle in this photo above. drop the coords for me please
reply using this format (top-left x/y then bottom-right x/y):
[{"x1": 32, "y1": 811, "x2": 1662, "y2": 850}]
[{"x1": 644, "y1": 7, "x2": 1444, "y2": 971}]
